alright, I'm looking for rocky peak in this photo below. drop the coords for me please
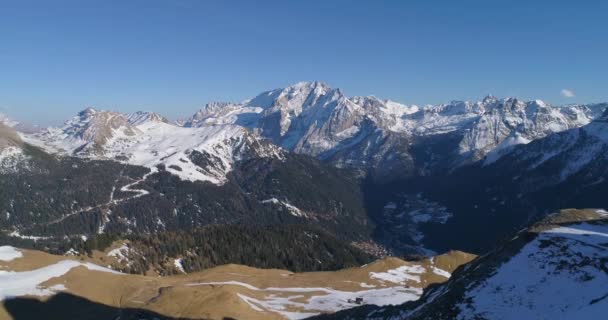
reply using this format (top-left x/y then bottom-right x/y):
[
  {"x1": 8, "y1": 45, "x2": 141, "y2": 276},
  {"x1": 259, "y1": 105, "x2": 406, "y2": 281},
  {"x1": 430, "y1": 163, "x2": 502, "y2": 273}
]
[
  {"x1": 127, "y1": 111, "x2": 169, "y2": 126},
  {"x1": 482, "y1": 94, "x2": 497, "y2": 104}
]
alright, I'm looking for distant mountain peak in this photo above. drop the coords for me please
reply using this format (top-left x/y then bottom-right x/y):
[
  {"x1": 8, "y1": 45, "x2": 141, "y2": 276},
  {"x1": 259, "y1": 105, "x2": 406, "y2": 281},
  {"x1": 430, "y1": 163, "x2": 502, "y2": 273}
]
[
  {"x1": 78, "y1": 107, "x2": 98, "y2": 117},
  {"x1": 288, "y1": 80, "x2": 330, "y2": 91},
  {"x1": 482, "y1": 94, "x2": 497, "y2": 104},
  {"x1": 127, "y1": 111, "x2": 169, "y2": 125}
]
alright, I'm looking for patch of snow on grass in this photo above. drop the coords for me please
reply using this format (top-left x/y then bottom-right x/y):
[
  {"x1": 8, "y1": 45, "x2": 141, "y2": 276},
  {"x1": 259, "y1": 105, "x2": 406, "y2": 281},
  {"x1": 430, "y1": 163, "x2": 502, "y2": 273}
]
[
  {"x1": 430, "y1": 266, "x2": 451, "y2": 278},
  {"x1": 190, "y1": 281, "x2": 421, "y2": 320},
  {"x1": 107, "y1": 243, "x2": 130, "y2": 264},
  {"x1": 369, "y1": 265, "x2": 426, "y2": 284},
  {"x1": 0, "y1": 260, "x2": 122, "y2": 300},
  {"x1": 0, "y1": 246, "x2": 22, "y2": 261}
]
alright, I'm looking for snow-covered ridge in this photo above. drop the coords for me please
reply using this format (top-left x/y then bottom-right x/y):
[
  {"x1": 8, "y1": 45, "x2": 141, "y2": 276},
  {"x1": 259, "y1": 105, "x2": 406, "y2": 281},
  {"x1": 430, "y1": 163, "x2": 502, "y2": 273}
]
[
  {"x1": 24, "y1": 108, "x2": 284, "y2": 184},
  {"x1": 496, "y1": 108, "x2": 608, "y2": 182},
  {"x1": 179, "y1": 83, "x2": 606, "y2": 168},
  {"x1": 127, "y1": 111, "x2": 170, "y2": 125},
  {"x1": 454, "y1": 220, "x2": 608, "y2": 320},
  {"x1": 15, "y1": 83, "x2": 608, "y2": 180},
  {"x1": 344, "y1": 210, "x2": 608, "y2": 320}
]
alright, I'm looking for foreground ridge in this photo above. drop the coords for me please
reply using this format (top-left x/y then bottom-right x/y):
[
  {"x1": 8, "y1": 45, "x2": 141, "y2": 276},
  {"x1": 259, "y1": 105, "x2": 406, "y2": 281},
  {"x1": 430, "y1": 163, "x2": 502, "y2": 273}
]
[
  {"x1": 314, "y1": 208, "x2": 608, "y2": 320},
  {"x1": 0, "y1": 246, "x2": 474, "y2": 319}
]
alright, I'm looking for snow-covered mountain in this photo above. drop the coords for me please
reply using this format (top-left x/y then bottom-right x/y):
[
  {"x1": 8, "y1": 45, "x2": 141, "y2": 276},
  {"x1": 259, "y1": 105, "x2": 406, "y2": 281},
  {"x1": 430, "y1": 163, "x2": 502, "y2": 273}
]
[
  {"x1": 14, "y1": 81, "x2": 608, "y2": 183},
  {"x1": 180, "y1": 82, "x2": 605, "y2": 178},
  {"x1": 24, "y1": 108, "x2": 283, "y2": 184},
  {"x1": 316, "y1": 209, "x2": 608, "y2": 320},
  {"x1": 127, "y1": 111, "x2": 170, "y2": 125},
  {"x1": 368, "y1": 108, "x2": 608, "y2": 257},
  {"x1": 494, "y1": 107, "x2": 608, "y2": 184},
  {"x1": 174, "y1": 82, "x2": 413, "y2": 178}
]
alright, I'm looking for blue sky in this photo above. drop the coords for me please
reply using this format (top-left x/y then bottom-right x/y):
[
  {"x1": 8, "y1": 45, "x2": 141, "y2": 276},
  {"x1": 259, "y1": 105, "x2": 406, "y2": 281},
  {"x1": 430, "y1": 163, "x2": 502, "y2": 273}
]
[{"x1": 1, "y1": 0, "x2": 607, "y2": 125}]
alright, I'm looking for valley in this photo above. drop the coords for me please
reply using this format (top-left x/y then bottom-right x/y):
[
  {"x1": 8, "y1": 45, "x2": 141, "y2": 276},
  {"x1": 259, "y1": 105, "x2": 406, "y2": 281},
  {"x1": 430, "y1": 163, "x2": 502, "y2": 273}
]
[
  {"x1": 1, "y1": 81, "x2": 608, "y2": 319},
  {"x1": 3, "y1": 2, "x2": 607, "y2": 318}
]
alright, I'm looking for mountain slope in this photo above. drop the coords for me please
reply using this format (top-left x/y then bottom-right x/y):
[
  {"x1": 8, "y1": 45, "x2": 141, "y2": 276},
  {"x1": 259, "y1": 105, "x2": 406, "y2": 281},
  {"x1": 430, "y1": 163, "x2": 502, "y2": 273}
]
[
  {"x1": 0, "y1": 141, "x2": 376, "y2": 260},
  {"x1": 365, "y1": 108, "x2": 608, "y2": 255},
  {"x1": 88, "y1": 225, "x2": 377, "y2": 275},
  {"x1": 315, "y1": 208, "x2": 608, "y2": 320},
  {"x1": 25, "y1": 108, "x2": 284, "y2": 184},
  {"x1": 444, "y1": 110, "x2": 608, "y2": 251},
  {"x1": 0, "y1": 121, "x2": 26, "y2": 173},
  {"x1": 181, "y1": 82, "x2": 604, "y2": 180}
]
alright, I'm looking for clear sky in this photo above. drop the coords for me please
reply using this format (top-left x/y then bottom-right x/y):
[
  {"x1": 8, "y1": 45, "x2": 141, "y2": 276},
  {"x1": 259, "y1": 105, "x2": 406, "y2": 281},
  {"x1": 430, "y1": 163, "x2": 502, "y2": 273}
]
[{"x1": 1, "y1": 0, "x2": 607, "y2": 125}]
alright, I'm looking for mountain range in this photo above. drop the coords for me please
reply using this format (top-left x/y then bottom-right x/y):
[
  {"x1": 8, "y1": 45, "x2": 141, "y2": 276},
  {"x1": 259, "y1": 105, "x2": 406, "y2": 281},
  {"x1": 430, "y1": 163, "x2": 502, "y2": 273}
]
[
  {"x1": 1, "y1": 82, "x2": 607, "y2": 253},
  {"x1": 1, "y1": 81, "x2": 608, "y2": 319},
  {"x1": 17, "y1": 81, "x2": 606, "y2": 182}
]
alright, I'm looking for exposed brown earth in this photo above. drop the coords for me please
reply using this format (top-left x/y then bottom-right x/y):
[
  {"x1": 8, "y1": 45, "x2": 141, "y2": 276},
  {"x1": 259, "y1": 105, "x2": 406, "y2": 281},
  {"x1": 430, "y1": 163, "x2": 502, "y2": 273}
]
[{"x1": 0, "y1": 247, "x2": 475, "y2": 320}]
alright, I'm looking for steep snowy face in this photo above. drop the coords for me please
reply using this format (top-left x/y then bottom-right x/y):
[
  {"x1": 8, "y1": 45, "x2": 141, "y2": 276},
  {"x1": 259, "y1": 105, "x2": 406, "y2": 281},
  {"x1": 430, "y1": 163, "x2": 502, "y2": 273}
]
[
  {"x1": 180, "y1": 82, "x2": 420, "y2": 171},
  {"x1": 490, "y1": 108, "x2": 608, "y2": 184},
  {"x1": 258, "y1": 81, "x2": 347, "y2": 142},
  {"x1": 400, "y1": 97, "x2": 604, "y2": 166},
  {"x1": 127, "y1": 111, "x2": 170, "y2": 125},
  {"x1": 452, "y1": 219, "x2": 608, "y2": 320},
  {"x1": 180, "y1": 83, "x2": 605, "y2": 176},
  {"x1": 351, "y1": 96, "x2": 419, "y2": 132},
  {"x1": 179, "y1": 102, "x2": 257, "y2": 127},
  {"x1": 101, "y1": 121, "x2": 284, "y2": 184},
  {"x1": 457, "y1": 98, "x2": 598, "y2": 161},
  {"x1": 26, "y1": 109, "x2": 284, "y2": 184}
]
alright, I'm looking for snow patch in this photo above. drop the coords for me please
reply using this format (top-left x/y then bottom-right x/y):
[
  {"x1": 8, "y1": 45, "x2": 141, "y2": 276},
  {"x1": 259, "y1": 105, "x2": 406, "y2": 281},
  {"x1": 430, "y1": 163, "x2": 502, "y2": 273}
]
[
  {"x1": 0, "y1": 260, "x2": 122, "y2": 300},
  {"x1": 456, "y1": 222, "x2": 608, "y2": 319},
  {"x1": 369, "y1": 265, "x2": 426, "y2": 284},
  {"x1": 261, "y1": 198, "x2": 306, "y2": 217},
  {"x1": 174, "y1": 258, "x2": 185, "y2": 273},
  {"x1": 189, "y1": 281, "x2": 422, "y2": 320},
  {"x1": 0, "y1": 246, "x2": 22, "y2": 261},
  {"x1": 0, "y1": 147, "x2": 27, "y2": 173}
]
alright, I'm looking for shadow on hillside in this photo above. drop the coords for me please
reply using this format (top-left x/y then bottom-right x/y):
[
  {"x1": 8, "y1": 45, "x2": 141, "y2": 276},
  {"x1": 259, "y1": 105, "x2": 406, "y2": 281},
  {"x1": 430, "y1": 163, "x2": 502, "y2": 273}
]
[{"x1": 2, "y1": 292, "x2": 206, "y2": 320}]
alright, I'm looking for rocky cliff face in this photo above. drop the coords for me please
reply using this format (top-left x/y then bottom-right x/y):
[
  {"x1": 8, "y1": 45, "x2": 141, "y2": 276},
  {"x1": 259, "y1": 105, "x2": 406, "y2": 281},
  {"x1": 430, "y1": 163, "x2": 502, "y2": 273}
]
[
  {"x1": 180, "y1": 82, "x2": 605, "y2": 180},
  {"x1": 26, "y1": 108, "x2": 284, "y2": 184}
]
